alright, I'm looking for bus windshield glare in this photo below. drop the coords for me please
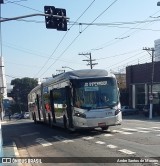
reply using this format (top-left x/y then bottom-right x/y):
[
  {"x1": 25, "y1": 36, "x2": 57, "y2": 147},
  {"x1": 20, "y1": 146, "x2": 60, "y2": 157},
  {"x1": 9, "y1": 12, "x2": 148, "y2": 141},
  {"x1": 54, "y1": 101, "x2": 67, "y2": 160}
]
[{"x1": 73, "y1": 78, "x2": 119, "y2": 109}]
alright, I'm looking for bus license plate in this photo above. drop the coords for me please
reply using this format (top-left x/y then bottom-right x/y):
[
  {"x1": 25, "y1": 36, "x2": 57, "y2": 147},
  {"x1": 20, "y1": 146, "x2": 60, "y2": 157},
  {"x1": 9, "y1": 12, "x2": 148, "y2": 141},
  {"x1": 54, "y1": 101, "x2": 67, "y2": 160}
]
[{"x1": 98, "y1": 122, "x2": 106, "y2": 127}]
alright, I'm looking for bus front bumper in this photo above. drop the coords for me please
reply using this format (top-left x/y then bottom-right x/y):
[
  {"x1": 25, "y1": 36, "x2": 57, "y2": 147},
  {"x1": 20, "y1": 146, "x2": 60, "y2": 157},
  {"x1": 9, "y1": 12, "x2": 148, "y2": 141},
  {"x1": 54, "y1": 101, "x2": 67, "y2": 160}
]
[{"x1": 74, "y1": 114, "x2": 122, "y2": 128}]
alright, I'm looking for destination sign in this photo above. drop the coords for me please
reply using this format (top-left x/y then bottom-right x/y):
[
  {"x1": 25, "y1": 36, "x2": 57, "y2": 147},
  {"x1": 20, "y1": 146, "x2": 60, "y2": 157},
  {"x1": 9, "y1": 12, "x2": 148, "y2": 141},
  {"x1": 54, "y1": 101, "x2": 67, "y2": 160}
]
[{"x1": 84, "y1": 81, "x2": 107, "y2": 87}]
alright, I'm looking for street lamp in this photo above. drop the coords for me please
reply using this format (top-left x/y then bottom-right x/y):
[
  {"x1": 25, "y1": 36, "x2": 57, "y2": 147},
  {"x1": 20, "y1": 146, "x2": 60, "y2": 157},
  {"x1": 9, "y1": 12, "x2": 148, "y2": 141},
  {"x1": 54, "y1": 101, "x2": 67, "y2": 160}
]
[{"x1": 62, "y1": 66, "x2": 74, "y2": 70}]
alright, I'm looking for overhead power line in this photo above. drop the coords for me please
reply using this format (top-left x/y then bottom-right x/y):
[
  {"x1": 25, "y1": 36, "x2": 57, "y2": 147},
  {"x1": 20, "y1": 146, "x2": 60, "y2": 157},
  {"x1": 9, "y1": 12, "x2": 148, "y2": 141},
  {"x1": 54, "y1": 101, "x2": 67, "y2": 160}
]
[
  {"x1": 33, "y1": 0, "x2": 96, "y2": 78},
  {"x1": 107, "y1": 51, "x2": 145, "y2": 69},
  {"x1": 69, "y1": 19, "x2": 160, "y2": 26},
  {"x1": 5, "y1": 0, "x2": 42, "y2": 13},
  {"x1": 5, "y1": 0, "x2": 28, "y2": 4},
  {"x1": 88, "y1": 9, "x2": 160, "y2": 52},
  {"x1": 38, "y1": 0, "x2": 119, "y2": 78}
]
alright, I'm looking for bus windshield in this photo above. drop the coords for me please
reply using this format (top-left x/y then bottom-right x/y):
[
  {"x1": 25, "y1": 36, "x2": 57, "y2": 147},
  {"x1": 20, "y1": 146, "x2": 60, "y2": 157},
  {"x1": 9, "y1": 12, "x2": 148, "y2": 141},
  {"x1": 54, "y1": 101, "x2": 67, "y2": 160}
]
[{"x1": 73, "y1": 78, "x2": 119, "y2": 109}]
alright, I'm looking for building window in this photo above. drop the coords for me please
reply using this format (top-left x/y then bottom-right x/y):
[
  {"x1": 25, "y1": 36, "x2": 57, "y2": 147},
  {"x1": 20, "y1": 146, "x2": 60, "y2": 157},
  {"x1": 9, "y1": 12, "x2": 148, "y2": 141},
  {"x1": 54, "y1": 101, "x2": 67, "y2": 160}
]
[
  {"x1": 149, "y1": 84, "x2": 160, "y2": 104},
  {"x1": 135, "y1": 84, "x2": 145, "y2": 108}
]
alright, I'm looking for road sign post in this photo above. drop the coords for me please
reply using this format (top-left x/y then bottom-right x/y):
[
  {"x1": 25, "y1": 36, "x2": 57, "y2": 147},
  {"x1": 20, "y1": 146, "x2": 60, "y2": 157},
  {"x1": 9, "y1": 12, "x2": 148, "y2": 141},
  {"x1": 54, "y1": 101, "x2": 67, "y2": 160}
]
[{"x1": 149, "y1": 95, "x2": 153, "y2": 119}]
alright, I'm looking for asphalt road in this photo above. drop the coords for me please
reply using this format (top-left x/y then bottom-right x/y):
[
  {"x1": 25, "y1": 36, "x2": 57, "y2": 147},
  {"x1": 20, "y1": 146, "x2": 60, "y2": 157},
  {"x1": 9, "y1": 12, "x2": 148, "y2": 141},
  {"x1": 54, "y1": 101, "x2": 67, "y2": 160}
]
[{"x1": 1, "y1": 116, "x2": 160, "y2": 166}]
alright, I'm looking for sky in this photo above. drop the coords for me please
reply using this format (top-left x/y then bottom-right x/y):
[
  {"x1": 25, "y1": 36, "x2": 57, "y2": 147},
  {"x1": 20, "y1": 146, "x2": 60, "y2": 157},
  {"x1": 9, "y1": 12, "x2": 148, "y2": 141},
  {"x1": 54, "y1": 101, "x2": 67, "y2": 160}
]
[{"x1": 1, "y1": 0, "x2": 160, "y2": 84}]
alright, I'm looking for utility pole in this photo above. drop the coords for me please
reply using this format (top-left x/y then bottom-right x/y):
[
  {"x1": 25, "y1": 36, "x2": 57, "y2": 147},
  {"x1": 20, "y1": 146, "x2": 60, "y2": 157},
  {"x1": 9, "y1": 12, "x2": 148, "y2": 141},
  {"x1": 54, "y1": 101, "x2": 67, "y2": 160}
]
[
  {"x1": 79, "y1": 52, "x2": 98, "y2": 69},
  {"x1": 0, "y1": 0, "x2": 4, "y2": 121},
  {"x1": 142, "y1": 47, "x2": 155, "y2": 119}
]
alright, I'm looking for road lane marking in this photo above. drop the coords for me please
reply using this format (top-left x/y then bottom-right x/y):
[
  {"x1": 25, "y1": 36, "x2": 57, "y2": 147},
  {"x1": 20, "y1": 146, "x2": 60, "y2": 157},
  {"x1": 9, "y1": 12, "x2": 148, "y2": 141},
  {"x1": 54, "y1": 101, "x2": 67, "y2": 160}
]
[
  {"x1": 151, "y1": 127, "x2": 160, "y2": 129},
  {"x1": 62, "y1": 140, "x2": 74, "y2": 143},
  {"x1": 104, "y1": 134, "x2": 113, "y2": 137},
  {"x1": 118, "y1": 149, "x2": 136, "y2": 155},
  {"x1": 36, "y1": 138, "x2": 52, "y2": 147},
  {"x1": 137, "y1": 130, "x2": 150, "y2": 133},
  {"x1": 21, "y1": 132, "x2": 39, "y2": 137},
  {"x1": 96, "y1": 141, "x2": 106, "y2": 145},
  {"x1": 136, "y1": 127, "x2": 152, "y2": 131},
  {"x1": 106, "y1": 144, "x2": 117, "y2": 149},
  {"x1": 153, "y1": 130, "x2": 160, "y2": 132},
  {"x1": 82, "y1": 136, "x2": 94, "y2": 140},
  {"x1": 121, "y1": 128, "x2": 138, "y2": 132},
  {"x1": 53, "y1": 136, "x2": 74, "y2": 143},
  {"x1": 120, "y1": 131, "x2": 133, "y2": 135},
  {"x1": 112, "y1": 130, "x2": 132, "y2": 135},
  {"x1": 112, "y1": 130, "x2": 123, "y2": 133}
]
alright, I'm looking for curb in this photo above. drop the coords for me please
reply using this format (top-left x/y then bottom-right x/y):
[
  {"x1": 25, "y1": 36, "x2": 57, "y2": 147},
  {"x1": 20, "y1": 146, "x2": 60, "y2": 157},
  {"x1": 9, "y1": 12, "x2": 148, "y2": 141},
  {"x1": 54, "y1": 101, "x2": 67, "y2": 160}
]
[
  {"x1": 1, "y1": 121, "x2": 20, "y2": 166},
  {"x1": 2, "y1": 142, "x2": 21, "y2": 166}
]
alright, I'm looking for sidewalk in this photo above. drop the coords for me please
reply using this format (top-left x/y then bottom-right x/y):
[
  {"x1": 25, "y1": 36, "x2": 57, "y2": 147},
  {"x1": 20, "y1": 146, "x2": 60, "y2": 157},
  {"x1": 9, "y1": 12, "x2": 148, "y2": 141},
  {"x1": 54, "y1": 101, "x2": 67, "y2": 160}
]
[
  {"x1": 122, "y1": 112, "x2": 160, "y2": 122},
  {"x1": 0, "y1": 120, "x2": 20, "y2": 166}
]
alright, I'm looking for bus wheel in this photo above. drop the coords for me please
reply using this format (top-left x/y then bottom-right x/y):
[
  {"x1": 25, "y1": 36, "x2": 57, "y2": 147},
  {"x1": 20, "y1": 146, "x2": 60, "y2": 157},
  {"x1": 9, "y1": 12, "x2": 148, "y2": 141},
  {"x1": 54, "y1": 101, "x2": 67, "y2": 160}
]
[
  {"x1": 63, "y1": 115, "x2": 68, "y2": 129},
  {"x1": 101, "y1": 126, "x2": 109, "y2": 131}
]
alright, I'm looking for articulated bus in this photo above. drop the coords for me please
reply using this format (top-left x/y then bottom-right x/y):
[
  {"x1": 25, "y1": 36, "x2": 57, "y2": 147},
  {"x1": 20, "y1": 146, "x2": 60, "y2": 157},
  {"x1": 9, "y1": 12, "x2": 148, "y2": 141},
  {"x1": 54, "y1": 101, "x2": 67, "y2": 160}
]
[{"x1": 28, "y1": 69, "x2": 122, "y2": 131}]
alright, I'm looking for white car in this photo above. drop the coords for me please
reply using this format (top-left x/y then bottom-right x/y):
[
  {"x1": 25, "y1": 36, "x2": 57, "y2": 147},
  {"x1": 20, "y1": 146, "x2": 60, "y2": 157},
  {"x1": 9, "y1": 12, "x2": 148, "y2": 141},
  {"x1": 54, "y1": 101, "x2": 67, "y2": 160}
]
[{"x1": 24, "y1": 112, "x2": 30, "y2": 119}]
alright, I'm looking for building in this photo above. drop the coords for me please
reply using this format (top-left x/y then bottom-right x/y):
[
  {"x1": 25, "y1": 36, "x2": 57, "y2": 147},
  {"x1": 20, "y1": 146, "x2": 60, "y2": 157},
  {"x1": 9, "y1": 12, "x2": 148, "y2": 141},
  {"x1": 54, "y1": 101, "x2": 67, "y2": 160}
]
[
  {"x1": 154, "y1": 39, "x2": 160, "y2": 62},
  {"x1": 126, "y1": 61, "x2": 160, "y2": 114},
  {"x1": 114, "y1": 73, "x2": 128, "y2": 106}
]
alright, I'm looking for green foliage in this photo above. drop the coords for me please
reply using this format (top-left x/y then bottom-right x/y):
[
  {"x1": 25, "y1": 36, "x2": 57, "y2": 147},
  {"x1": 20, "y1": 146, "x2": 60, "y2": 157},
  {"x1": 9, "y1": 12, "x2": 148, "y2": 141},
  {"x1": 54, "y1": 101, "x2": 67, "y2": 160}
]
[{"x1": 9, "y1": 77, "x2": 38, "y2": 112}]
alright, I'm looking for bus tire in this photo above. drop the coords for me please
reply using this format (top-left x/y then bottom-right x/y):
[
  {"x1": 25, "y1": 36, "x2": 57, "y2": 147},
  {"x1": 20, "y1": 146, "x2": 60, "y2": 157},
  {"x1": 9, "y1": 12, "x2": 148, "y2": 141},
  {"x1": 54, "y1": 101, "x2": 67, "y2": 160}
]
[
  {"x1": 101, "y1": 126, "x2": 109, "y2": 131},
  {"x1": 63, "y1": 115, "x2": 68, "y2": 129}
]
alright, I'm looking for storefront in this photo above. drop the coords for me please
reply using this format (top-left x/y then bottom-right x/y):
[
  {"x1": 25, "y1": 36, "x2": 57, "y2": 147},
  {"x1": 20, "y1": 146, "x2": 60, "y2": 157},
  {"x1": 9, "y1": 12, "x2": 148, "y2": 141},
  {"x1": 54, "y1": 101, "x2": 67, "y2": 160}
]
[{"x1": 126, "y1": 61, "x2": 160, "y2": 114}]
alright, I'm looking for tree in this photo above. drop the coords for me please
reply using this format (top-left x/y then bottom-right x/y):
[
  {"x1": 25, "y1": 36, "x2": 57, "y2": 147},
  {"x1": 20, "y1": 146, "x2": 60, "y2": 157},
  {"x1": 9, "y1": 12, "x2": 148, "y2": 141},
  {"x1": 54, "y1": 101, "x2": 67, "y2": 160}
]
[{"x1": 9, "y1": 77, "x2": 38, "y2": 113}]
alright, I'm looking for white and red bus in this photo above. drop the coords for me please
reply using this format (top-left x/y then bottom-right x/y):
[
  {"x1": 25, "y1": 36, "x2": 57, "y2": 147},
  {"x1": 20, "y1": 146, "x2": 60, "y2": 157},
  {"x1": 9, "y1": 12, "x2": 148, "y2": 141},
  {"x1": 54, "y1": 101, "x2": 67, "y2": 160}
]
[{"x1": 28, "y1": 69, "x2": 122, "y2": 131}]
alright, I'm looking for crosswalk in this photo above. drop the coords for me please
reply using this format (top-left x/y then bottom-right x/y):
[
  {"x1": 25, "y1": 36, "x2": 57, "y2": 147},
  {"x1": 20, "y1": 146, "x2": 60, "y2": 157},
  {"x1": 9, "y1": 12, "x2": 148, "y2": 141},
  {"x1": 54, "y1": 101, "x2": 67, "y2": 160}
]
[
  {"x1": 35, "y1": 136, "x2": 136, "y2": 155},
  {"x1": 34, "y1": 126, "x2": 160, "y2": 157},
  {"x1": 112, "y1": 126, "x2": 160, "y2": 135}
]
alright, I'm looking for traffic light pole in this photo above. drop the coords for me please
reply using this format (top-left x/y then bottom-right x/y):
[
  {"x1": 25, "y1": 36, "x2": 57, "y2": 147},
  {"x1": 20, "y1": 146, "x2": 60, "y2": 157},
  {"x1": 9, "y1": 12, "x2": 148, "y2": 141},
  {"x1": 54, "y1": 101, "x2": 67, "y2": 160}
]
[{"x1": 0, "y1": 13, "x2": 69, "y2": 23}]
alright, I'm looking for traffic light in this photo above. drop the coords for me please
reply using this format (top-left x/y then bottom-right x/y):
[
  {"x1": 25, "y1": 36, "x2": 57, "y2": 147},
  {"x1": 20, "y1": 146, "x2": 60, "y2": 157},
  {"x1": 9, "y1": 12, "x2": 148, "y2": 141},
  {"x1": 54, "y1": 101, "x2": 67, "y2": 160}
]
[
  {"x1": 55, "y1": 8, "x2": 67, "y2": 31},
  {"x1": 44, "y1": 6, "x2": 67, "y2": 31},
  {"x1": 44, "y1": 6, "x2": 57, "y2": 29}
]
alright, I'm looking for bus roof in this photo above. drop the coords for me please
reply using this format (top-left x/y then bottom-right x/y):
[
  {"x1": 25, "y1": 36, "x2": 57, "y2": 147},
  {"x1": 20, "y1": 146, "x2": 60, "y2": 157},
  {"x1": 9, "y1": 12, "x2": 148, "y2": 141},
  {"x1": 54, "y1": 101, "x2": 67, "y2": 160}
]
[
  {"x1": 28, "y1": 69, "x2": 115, "y2": 95},
  {"x1": 43, "y1": 69, "x2": 114, "y2": 86}
]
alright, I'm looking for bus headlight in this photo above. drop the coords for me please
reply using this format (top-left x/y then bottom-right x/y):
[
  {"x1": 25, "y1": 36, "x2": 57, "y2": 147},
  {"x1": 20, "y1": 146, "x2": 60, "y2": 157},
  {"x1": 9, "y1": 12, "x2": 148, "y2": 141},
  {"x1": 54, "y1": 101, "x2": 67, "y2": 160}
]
[
  {"x1": 74, "y1": 112, "x2": 86, "y2": 118},
  {"x1": 115, "y1": 109, "x2": 121, "y2": 115}
]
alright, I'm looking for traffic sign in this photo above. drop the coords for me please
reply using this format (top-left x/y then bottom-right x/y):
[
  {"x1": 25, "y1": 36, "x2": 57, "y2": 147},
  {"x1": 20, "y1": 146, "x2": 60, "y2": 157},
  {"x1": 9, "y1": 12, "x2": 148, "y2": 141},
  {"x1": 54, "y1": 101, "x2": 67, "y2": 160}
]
[{"x1": 149, "y1": 95, "x2": 153, "y2": 101}]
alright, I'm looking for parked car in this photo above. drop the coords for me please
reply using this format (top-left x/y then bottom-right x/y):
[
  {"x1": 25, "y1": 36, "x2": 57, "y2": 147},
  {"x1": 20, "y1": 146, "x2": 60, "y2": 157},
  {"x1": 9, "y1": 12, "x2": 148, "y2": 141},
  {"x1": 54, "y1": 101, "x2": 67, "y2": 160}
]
[
  {"x1": 11, "y1": 113, "x2": 20, "y2": 119},
  {"x1": 18, "y1": 113, "x2": 24, "y2": 119},
  {"x1": 11, "y1": 113, "x2": 24, "y2": 119},
  {"x1": 121, "y1": 106, "x2": 139, "y2": 115},
  {"x1": 24, "y1": 112, "x2": 30, "y2": 119}
]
